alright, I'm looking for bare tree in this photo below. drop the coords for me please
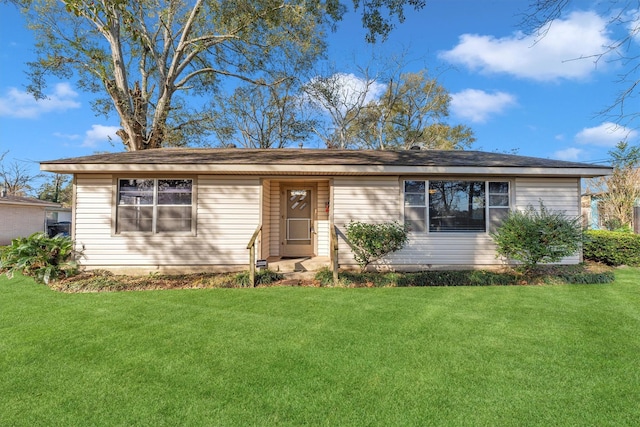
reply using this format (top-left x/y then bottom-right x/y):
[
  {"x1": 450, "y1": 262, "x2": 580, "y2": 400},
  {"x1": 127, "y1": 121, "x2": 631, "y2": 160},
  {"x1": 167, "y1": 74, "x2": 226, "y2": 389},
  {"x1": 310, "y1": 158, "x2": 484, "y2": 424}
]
[
  {"x1": 303, "y1": 66, "x2": 382, "y2": 149},
  {"x1": 587, "y1": 141, "x2": 640, "y2": 230},
  {"x1": 1, "y1": 151, "x2": 42, "y2": 196},
  {"x1": 211, "y1": 77, "x2": 316, "y2": 149},
  {"x1": 522, "y1": 0, "x2": 640, "y2": 130}
]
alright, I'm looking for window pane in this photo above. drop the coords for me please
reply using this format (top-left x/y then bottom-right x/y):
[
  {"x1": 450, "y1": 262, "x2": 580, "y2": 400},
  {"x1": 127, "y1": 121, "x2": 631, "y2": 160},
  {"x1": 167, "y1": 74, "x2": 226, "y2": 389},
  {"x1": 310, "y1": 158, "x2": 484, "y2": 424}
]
[
  {"x1": 404, "y1": 193, "x2": 426, "y2": 206},
  {"x1": 489, "y1": 194, "x2": 509, "y2": 207},
  {"x1": 405, "y1": 180, "x2": 425, "y2": 193},
  {"x1": 157, "y1": 206, "x2": 192, "y2": 232},
  {"x1": 489, "y1": 182, "x2": 509, "y2": 194},
  {"x1": 119, "y1": 179, "x2": 154, "y2": 205},
  {"x1": 158, "y1": 179, "x2": 192, "y2": 205},
  {"x1": 116, "y1": 206, "x2": 153, "y2": 232},
  {"x1": 404, "y1": 206, "x2": 426, "y2": 232},
  {"x1": 489, "y1": 208, "x2": 510, "y2": 233},
  {"x1": 429, "y1": 181, "x2": 486, "y2": 232}
]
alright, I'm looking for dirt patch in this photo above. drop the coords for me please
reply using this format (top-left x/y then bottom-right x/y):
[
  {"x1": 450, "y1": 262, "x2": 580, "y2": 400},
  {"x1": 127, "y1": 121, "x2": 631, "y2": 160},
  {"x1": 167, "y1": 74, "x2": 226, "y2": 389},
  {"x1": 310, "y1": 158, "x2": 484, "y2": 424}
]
[
  {"x1": 49, "y1": 263, "x2": 614, "y2": 292},
  {"x1": 52, "y1": 270, "x2": 320, "y2": 292}
]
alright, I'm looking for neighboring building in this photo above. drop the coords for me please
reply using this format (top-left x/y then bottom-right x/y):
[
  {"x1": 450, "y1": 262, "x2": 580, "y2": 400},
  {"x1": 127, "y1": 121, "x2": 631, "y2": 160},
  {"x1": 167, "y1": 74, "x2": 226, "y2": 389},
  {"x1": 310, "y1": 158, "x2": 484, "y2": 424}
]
[
  {"x1": 40, "y1": 148, "x2": 612, "y2": 273},
  {"x1": 0, "y1": 192, "x2": 64, "y2": 245},
  {"x1": 581, "y1": 192, "x2": 604, "y2": 230},
  {"x1": 582, "y1": 192, "x2": 640, "y2": 232}
]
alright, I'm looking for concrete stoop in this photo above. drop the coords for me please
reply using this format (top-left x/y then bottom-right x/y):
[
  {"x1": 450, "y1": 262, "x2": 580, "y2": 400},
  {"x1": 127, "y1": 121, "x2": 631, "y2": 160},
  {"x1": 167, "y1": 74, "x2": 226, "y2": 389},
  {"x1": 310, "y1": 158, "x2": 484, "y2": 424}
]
[{"x1": 265, "y1": 256, "x2": 330, "y2": 275}]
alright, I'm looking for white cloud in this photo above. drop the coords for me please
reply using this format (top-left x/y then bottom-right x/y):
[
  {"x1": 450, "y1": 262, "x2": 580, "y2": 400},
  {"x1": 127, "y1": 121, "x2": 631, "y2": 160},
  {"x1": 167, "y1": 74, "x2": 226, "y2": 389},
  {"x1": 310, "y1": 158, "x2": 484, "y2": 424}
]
[
  {"x1": 450, "y1": 89, "x2": 517, "y2": 123},
  {"x1": 553, "y1": 147, "x2": 585, "y2": 161},
  {"x1": 82, "y1": 125, "x2": 120, "y2": 148},
  {"x1": 53, "y1": 132, "x2": 81, "y2": 141},
  {"x1": 0, "y1": 83, "x2": 81, "y2": 118},
  {"x1": 439, "y1": 11, "x2": 613, "y2": 81},
  {"x1": 575, "y1": 122, "x2": 638, "y2": 147}
]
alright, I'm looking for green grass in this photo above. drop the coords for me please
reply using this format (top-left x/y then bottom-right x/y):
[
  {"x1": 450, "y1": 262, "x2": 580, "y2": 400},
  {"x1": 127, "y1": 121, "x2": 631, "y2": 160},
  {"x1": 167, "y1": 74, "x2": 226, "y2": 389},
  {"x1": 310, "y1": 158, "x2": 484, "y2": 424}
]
[{"x1": 1, "y1": 268, "x2": 639, "y2": 426}]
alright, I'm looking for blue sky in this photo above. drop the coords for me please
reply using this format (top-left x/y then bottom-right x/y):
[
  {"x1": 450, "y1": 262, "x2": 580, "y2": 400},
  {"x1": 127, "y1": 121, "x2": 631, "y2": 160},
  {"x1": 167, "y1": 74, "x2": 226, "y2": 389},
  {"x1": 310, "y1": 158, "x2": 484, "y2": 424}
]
[{"x1": 1, "y1": 0, "x2": 638, "y2": 183}]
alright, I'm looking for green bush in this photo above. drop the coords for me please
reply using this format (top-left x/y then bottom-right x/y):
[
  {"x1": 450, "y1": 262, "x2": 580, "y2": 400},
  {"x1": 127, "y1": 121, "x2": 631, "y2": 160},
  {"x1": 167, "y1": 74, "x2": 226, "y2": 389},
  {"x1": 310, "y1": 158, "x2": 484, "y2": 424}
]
[
  {"x1": 491, "y1": 202, "x2": 583, "y2": 271},
  {"x1": 345, "y1": 221, "x2": 408, "y2": 271},
  {"x1": 583, "y1": 230, "x2": 640, "y2": 266},
  {"x1": 549, "y1": 271, "x2": 615, "y2": 284},
  {"x1": 0, "y1": 233, "x2": 82, "y2": 284},
  {"x1": 314, "y1": 267, "x2": 335, "y2": 287},
  {"x1": 398, "y1": 270, "x2": 520, "y2": 287},
  {"x1": 317, "y1": 267, "x2": 613, "y2": 287},
  {"x1": 234, "y1": 269, "x2": 284, "y2": 287}
]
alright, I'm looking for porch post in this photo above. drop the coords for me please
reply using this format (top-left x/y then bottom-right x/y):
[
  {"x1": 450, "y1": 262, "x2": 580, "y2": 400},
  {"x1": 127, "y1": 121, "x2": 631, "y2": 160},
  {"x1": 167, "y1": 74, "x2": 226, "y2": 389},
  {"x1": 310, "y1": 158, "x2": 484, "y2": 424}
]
[
  {"x1": 249, "y1": 245, "x2": 256, "y2": 286},
  {"x1": 331, "y1": 225, "x2": 339, "y2": 285},
  {"x1": 247, "y1": 225, "x2": 262, "y2": 287}
]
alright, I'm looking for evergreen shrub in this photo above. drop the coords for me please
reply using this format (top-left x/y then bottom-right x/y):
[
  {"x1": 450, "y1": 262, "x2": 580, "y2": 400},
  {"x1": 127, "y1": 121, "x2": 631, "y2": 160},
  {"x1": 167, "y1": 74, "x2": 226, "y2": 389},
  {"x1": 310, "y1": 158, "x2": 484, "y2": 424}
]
[
  {"x1": 345, "y1": 221, "x2": 408, "y2": 271},
  {"x1": 583, "y1": 230, "x2": 640, "y2": 266},
  {"x1": 490, "y1": 202, "x2": 583, "y2": 271}
]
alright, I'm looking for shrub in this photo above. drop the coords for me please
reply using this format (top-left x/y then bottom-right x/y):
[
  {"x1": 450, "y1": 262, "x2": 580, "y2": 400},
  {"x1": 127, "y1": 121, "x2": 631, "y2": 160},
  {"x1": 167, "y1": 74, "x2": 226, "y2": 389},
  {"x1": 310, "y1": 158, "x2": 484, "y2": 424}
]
[
  {"x1": 345, "y1": 221, "x2": 408, "y2": 271},
  {"x1": 234, "y1": 269, "x2": 284, "y2": 287},
  {"x1": 317, "y1": 266, "x2": 613, "y2": 287},
  {"x1": 549, "y1": 271, "x2": 615, "y2": 284},
  {"x1": 398, "y1": 270, "x2": 520, "y2": 287},
  {"x1": 314, "y1": 267, "x2": 335, "y2": 287},
  {"x1": 490, "y1": 202, "x2": 583, "y2": 271},
  {"x1": 583, "y1": 230, "x2": 640, "y2": 266},
  {"x1": 0, "y1": 233, "x2": 82, "y2": 284}
]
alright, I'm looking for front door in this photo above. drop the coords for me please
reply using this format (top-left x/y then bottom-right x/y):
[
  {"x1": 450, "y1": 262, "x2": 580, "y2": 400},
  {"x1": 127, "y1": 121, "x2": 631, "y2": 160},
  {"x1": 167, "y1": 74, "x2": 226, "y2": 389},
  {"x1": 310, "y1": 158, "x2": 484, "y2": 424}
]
[{"x1": 282, "y1": 185, "x2": 315, "y2": 257}]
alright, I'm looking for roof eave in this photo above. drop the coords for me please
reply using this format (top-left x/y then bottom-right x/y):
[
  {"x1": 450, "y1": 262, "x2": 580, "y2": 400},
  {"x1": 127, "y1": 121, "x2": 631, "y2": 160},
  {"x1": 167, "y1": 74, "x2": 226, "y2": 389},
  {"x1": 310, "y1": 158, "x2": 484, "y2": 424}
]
[
  {"x1": 0, "y1": 200, "x2": 62, "y2": 208},
  {"x1": 40, "y1": 163, "x2": 613, "y2": 178}
]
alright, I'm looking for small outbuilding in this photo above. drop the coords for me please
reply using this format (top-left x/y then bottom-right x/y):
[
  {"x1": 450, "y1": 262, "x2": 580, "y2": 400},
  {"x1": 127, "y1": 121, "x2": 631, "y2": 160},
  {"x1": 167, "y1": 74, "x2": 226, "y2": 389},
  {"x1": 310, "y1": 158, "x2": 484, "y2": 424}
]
[
  {"x1": 0, "y1": 192, "x2": 64, "y2": 245},
  {"x1": 40, "y1": 148, "x2": 612, "y2": 273}
]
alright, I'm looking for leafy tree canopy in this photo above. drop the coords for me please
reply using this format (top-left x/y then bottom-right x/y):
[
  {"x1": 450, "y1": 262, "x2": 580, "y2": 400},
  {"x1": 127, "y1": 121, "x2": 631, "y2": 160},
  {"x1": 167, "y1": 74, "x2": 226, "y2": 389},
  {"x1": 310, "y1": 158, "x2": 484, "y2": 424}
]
[
  {"x1": 304, "y1": 68, "x2": 475, "y2": 150},
  {"x1": 13, "y1": 0, "x2": 425, "y2": 151}
]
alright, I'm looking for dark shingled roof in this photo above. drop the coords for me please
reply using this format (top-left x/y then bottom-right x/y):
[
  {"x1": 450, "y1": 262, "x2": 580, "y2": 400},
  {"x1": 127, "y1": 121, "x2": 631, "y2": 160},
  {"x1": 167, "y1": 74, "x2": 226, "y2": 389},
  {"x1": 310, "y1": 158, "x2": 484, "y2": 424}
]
[
  {"x1": 42, "y1": 148, "x2": 611, "y2": 169},
  {"x1": 0, "y1": 195, "x2": 61, "y2": 207}
]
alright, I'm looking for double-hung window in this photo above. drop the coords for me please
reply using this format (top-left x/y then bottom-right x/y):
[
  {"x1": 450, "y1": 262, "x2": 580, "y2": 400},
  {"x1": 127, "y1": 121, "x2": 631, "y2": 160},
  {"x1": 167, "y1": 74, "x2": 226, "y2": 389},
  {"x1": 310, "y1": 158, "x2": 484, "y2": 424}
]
[
  {"x1": 403, "y1": 180, "x2": 510, "y2": 233},
  {"x1": 487, "y1": 182, "x2": 510, "y2": 233},
  {"x1": 116, "y1": 179, "x2": 194, "y2": 234}
]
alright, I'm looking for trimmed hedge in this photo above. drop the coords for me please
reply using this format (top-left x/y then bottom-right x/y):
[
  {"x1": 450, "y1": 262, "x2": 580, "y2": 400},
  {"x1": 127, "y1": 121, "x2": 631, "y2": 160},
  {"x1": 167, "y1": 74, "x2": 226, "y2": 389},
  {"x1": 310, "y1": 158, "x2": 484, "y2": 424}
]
[
  {"x1": 314, "y1": 266, "x2": 614, "y2": 287},
  {"x1": 583, "y1": 230, "x2": 640, "y2": 267}
]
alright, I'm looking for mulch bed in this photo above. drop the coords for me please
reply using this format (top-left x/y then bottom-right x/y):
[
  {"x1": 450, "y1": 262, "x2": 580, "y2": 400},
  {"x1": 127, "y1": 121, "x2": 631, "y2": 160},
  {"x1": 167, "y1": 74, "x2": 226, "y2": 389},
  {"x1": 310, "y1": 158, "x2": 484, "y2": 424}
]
[{"x1": 49, "y1": 263, "x2": 615, "y2": 293}]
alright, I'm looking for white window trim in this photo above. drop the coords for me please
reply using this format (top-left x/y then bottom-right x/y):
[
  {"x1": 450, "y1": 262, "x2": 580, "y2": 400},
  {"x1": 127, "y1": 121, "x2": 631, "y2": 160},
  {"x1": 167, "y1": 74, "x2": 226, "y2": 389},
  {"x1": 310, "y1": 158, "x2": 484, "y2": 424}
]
[
  {"x1": 402, "y1": 178, "x2": 513, "y2": 234},
  {"x1": 113, "y1": 177, "x2": 197, "y2": 236}
]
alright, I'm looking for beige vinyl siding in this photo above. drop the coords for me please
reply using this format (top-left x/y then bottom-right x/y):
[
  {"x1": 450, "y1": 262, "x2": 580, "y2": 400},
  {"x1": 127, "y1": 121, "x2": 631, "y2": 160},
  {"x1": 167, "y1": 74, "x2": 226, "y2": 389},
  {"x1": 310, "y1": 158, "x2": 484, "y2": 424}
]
[
  {"x1": 74, "y1": 174, "x2": 260, "y2": 271},
  {"x1": 269, "y1": 181, "x2": 280, "y2": 257},
  {"x1": 333, "y1": 177, "x2": 498, "y2": 269},
  {"x1": 71, "y1": 173, "x2": 583, "y2": 272},
  {"x1": 385, "y1": 234, "x2": 498, "y2": 268},
  {"x1": 514, "y1": 177, "x2": 580, "y2": 215},
  {"x1": 316, "y1": 180, "x2": 330, "y2": 256},
  {"x1": 261, "y1": 180, "x2": 270, "y2": 259},
  {"x1": 334, "y1": 176, "x2": 583, "y2": 270},
  {"x1": 74, "y1": 174, "x2": 112, "y2": 242},
  {"x1": 514, "y1": 177, "x2": 581, "y2": 264},
  {"x1": 197, "y1": 176, "x2": 261, "y2": 265},
  {"x1": 333, "y1": 177, "x2": 400, "y2": 267}
]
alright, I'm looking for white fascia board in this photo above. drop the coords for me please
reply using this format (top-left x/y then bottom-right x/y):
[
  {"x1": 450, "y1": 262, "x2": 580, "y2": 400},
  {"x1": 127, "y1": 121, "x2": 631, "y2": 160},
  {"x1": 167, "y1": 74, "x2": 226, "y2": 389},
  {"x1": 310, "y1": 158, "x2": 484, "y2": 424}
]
[{"x1": 40, "y1": 163, "x2": 612, "y2": 178}]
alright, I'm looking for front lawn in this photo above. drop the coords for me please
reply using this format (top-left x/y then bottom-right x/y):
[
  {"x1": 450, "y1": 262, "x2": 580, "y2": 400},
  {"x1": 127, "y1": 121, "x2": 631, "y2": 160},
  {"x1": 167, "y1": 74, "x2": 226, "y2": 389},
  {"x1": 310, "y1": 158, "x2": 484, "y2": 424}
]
[{"x1": 1, "y1": 268, "x2": 639, "y2": 426}]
